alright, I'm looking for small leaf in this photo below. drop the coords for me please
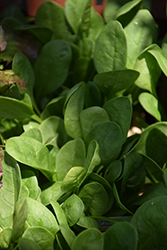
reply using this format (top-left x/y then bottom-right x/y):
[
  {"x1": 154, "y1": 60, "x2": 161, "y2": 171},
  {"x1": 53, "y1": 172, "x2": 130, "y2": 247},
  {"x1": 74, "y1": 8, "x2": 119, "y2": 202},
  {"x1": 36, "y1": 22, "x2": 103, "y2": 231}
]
[{"x1": 139, "y1": 92, "x2": 161, "y2": 121}]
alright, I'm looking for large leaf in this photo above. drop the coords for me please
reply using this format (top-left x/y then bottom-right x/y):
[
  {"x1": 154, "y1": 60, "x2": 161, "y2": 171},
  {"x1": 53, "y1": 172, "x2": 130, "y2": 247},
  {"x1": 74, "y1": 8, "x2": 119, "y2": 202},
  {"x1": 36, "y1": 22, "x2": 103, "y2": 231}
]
[
  {"x1": 34, "y1": 40, "x2": 72, "y2": 100},
  {"x1": 85, "y1": 121, "x2": 122, "y2": 165},
  {"x1": 0, "y1": 151, "x2": 21, "y2": 229},
  {"x1": 93, "y1": 69, "x2": 139, "y2": 98},
  {"x1": 72, "y1": 228, "x2": 103, "y2": 250},
  {"x1": 124, "y1": 9, "x2": 157, "y2": 69},
  {"x1": 56, "y1": 138, "x2": 85, "y2": 181},
  {"x1": 6, "y1": 136, "x2": 56, "y2": 180},
  {"x1": 0, "y1": 96, "x2": 34, "y2": 122},
  {"x1": 94, "y1": 20, "x2": 127, "y2": 73},
  {"x1": 18, "y1": 227, "x2": 55, "y2": 250},
  {"x1": 64, "y1": 82, "x2": 85, "y2": 139},
  {"x1": 104, "y1": 222, "x2": 138, "y2": 250},
  {"x1": 131, "y1": 195, "x2": 167, "y2": 249},
  {"x1": 103, "y1": 96, "x2": 132, "y2": 143}
]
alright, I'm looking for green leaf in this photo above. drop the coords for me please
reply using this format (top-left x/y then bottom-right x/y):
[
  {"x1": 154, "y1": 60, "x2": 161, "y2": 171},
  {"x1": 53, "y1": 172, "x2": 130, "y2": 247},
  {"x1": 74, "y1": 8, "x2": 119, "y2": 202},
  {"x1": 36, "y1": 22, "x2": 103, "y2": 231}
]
[
  {"x1": 93, "y1": 69, "x2": 139, "y2": 98},
  {"x1": 65, "y1": 0, "x2": 87, "y2": 34},
  {"x1": 105, "y1": 160, "x2": 122, "y2": 184},
  {"x1": 133, "y1": 122, "x2": 167, "y2": 168},
  {"x1": 88, "y1": 7, "x2": 104, "y2": 40},
  {"x1": 34, "y1": 40, "x2": 72, "y2": 100},
  {"x1": 21, "y1": 128, "x2": 43, "y2": 143},
  {"x1": 40, "y1": 182, "x2": 64, "y2": 206},
  {"x1": 19, "y1": 227, "x2": 55, "y2": 250},
  {"x1": 72, "y1": 228, "x2": 103, "y2": 250},
  {"x1": 39, "y1": 116, "x2": 69, "y2": 147},
  {"x1": 78, "y1": 0, "x2": 93, "y2": 38},
  {"x1": 11, "y1": 200, "x2": 28, "y2": 243},
  {"x1": 51, "y1": 200, "x2": 68, "y2": 226},
  {"x1": 103, "y1": 96, "x2": 132, "y2": 143},
  {"x1": 62, "y1": 194, "x2": 84, "y2": 227},
  {"x1": 6, "y1": 136, "x2": 56, "y2": 180},
  {"x1": 35, "y1": 1, "x2": 71, "y2": 40},
  {"x1": 94, "y1": 20, "x2": 127, "y2": 73},
  {"x1": 77, "y1": 216, "x2": 100, "y2": 229},
  {"x1": 131, "y1": 195, "x2": 167, "y2": 249},
  {"x1": 64, "y1": 82, "x2": 85, "y2": 139},
  {"x1": 19, "y1": 197, "x2": 59, "y2": 235},
  {"x1": 59, "y1": 224, "x2": 76, "y2": 249},
  {"x1": 56, "y1": 138, "x2": 85, "y2": 181},
  {"x1": 85, "y1": 121, "x2": 122, "y2": 165},
  {"x1": 139, "y1": 92, "x2": 161, "y2": 121},
  {"x1": 79, "y1": 182, "x2": 109, "y2": 216},
  {"x1": 0, "y1": 96, "x2": 34, "y2": 122},
  {"x1": 84, "y1": 81, "x2": 102, "y2": 108},
  {"x1": 0, "y1": 228, "x2": 12, "y2": 249},
  {"x1": 61, "y1": 166, "x2": 86, "y2": 192},
  {"x1": 0, "y1": 151, "x2": 21, "y2": 228},
  {"x1": 12, "y1": 52, "x2": 35, "y2": 95},
  {"x1": 80, "y1": 107, "x2": 110, "y2": 139},
  {"x1": 116, "y1": 0, "x2": 143, "y2": 27},
  {"x1": 104, "y1": 221, "x2": 138, "y2": 250},
  {"x1": 124, "y1": 9, "x2": 157, "y2": 69}
]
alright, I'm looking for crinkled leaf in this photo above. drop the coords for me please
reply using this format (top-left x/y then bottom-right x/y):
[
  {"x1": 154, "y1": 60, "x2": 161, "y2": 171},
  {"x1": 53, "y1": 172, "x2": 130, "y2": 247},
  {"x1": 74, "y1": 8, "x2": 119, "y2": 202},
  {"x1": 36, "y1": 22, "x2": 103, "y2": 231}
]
[
  {"x1": 94, "y1": 20, "x2": 127, "y2": 73},
  {"x1": 0, "y1": 69, "x2": 26, "y2": 89}
]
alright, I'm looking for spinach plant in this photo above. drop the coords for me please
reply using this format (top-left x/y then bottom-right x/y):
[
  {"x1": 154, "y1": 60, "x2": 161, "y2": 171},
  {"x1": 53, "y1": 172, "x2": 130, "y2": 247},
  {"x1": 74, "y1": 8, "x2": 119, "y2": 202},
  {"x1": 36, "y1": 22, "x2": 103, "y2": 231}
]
[{"x1": 1, "y1": 0, "x2": 167, "y2": 249}]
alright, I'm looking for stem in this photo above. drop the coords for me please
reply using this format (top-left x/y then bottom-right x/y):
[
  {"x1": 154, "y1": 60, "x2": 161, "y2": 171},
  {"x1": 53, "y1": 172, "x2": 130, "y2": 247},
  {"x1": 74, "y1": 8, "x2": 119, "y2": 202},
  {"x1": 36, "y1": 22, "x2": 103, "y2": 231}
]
[{"x1": 31, "y1": 114, "x2": 42, "y2": 123}]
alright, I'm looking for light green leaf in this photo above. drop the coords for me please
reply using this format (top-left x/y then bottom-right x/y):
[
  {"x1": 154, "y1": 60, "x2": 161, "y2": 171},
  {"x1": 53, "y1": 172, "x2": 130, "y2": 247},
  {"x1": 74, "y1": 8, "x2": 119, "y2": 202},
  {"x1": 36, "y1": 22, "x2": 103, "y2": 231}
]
[
  {"x1": 88, "y1": 7, "x2": 104, "y2": 40},
  {"x1": 62, "y1": 194, "x2": 84, "y2": 227},
  {"x1": 131, "y1": 195, "x2": 167, "y2": 249},
  {"x1": 0, "y1": 228, "x2": 12, "y2": 248},
  {"x1": 104, "y1": 221, "x2": 138, "y2": 250},
  {"x1": 124, "y1": 9, "x2": 157, "y2": 69},
  {"x1": 64, "y1": 82, "x2": 85, "y2": 139},
  {"x1": 0, "y1": 151, "x2": 21, "y2": 228},
  {"x1": 72, "y1": 228, "x2": 103, "y2": 250},
  {"x1": 85, "y1": 121, "x2": 122, "y2": 165},
  {"x1": 19, "y1": 227, "x2": 55, "y2": 250},
  {"x1": 59, "y1": 224, "x2": 76, "y2": 249},
  {"x1": 21, "y1": 128, "x2": 43, "y2": 143},
  {"x1": 56, "y1": 138, "x2": 85, "y2": 181},
  {"x1": 94, "y1": 20, "x2": 127, "y2": 73},
  {"x1": 139, "y1": 92, "x2": 161, "y2": 121}
]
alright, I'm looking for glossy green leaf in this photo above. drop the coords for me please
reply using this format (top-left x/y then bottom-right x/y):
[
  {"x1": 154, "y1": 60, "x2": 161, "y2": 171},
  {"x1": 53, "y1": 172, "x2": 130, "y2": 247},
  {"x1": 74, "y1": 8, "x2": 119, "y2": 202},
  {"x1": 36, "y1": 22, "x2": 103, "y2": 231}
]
[
  {"x1": 56, "y1": 138, "x2": 85, "y2": 181},
  {"x1": 19, "y1": 227, "x2": 55, "y2": 250},
  {"x1": 103, "y1": 96, "x2": 132, "y2": 143},
  {"x1": 51, "y1": 200, "x2": 68, "y2": 226},
  {"x1": 133, "y1": 122, "x2": 167, "y2": 168},
  {"x1": 94, "y1": 20, "x2": 127, "y2": 73},
  {"x1": 62, "y1": 194, "x2": 84, "y2": 227},
  {"x1": 93, "y1": 69, "x2": 139, "y2": 98},
  {"x1": 35, "y1": 1, "x2": 71, "y2": 40},
  {"x1": 12, "y1": 52, "x2": 35, "y2": 95},
  {"x1": 84, "y1": 81, "x2": 102, "y2": 108},
  {"x1": 39, "y1": 116, "x2": 69, "y2": 147},
  {"x1": 19, "y1": 197, "x2": 59, "y2": 235},
  {"x1": 61, "y1": 167, "x2": 86, "y2": 192},
  {"x1": 131, "y1": 195, "x2": 167, "y2": 249},
  {"x1": 65, "y1": 0, "x2": 87, "y2": 33},
  {"x1": 21, "y1": 128, "x2": 43, "y2": 143},
  {"x1": 139, "y1": 92, "x2": 161, "y2": 121},
  {"x1": 0, "y1": 96, "x2": 34, "y2": 121},
  {"x1": 59, "y1": 224, "x2": 76, "y2": 248},
  {"x1": 34, "y1": 40, "x2": 72, "y2": 100},
  {"x1": 85, "y1": 121, "x2": 122, "y2": 165},
  {"x1": 0, "y1": 151, "x2": 21, "y2": 228},
  {"x1": 124, "y1": 9, "x2": 157, "y2": 69},
  {"x1": 6, "y1": 136, "x2": 56, "y2": 180},
  {"x1": 105, "y1": 160, "x2": 122, "y2": 184},
  {"x1": 79, "y1": 182, "x2": 109, "y2": 216},
  {"x1": 80, "y1": 107, "x2": 110, "y2": 139},
  {"x1": 72, "y1": 228, "x2": 103, "y2": 250},
  {"x1": 77, "y1": 216, "x2": 100, "y2": 229},
  {"x1": 88, "y1": 7, "x2": 104, "y2": 40},
  {"x1": 104, "y1": 221, "x2": 138, "y2": 250},
  {"x1": 64, "y1": 82, "x2": 85, "y2": 139}
]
